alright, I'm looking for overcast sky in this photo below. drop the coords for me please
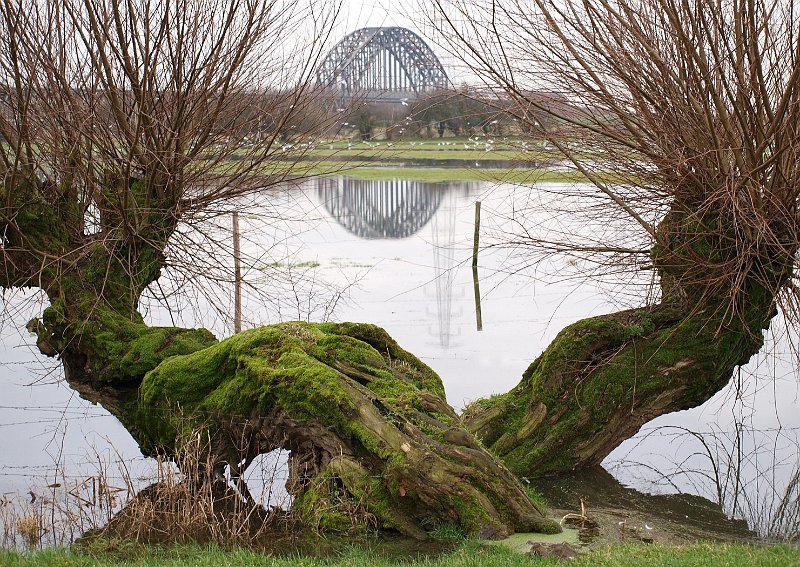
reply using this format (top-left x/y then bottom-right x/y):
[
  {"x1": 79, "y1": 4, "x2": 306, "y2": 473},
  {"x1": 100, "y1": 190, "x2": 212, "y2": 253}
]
[{"x1": 339, "y1": 0, "x2": 417, "y2": 31}]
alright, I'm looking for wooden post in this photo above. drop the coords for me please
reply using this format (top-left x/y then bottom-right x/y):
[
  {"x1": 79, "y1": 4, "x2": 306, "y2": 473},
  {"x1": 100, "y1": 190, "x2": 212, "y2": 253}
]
[
  {"x1": 472, "y1": 202, "x2": 482, "y2": 331},
  {"x1": 232, "y1": 211, "x2": 242, "y2": 333}
]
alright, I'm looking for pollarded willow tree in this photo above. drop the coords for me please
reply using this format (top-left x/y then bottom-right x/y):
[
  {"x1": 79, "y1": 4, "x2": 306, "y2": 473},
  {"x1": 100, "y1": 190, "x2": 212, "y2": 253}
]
[
  {"x1": 0, "y1": 1, "x2": 557, "y2": 539},
  {"x1": 432, "y1": 0, "x2": 800, "y2": 474}
]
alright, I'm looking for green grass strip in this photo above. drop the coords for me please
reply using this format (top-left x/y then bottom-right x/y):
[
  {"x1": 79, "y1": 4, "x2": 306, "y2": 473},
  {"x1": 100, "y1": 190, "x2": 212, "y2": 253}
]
[
  {"x1": 273, "y1": 160, "x2": 585, "y2": 183},
  {"x1": 1, "y1": 541, "x2": 798, "y2": 567}
]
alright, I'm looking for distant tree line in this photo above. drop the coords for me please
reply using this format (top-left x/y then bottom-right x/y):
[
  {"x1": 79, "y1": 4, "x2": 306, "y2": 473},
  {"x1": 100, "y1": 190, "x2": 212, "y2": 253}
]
[
  {"x1": 333, "y1": 87, "x2": 568, "y2": 141},
  {"x1": 200, "y1": 85, "x2": 567, "y2": 143}
]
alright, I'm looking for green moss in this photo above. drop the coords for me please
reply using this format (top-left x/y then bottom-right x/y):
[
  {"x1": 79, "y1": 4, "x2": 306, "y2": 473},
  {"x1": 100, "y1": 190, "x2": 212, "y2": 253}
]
[
  {"x1": 449, "y1": 495, "x2": 495, "y2": 535},
  {"x1": 143, "y1": 326, "x2": 347, "y2": 423},
  {"x1": 131, "y1": 322, "x2": 550, "y2": 539},
  {"x1": 291, "y1": 454, "x2": 422, "y2": 537},
  {"x1": 293, "y1": 469, "x2": 365, "y2": 534},
  {"x1": 137, "y1": 322, "x2": 448, "y2": 456},
  {"x1": 468, "y1": 299, "x2": 777, "y2": 476},
  {"x1": 5, "y1": 180, "x2": 75, "y2": 253},
  {"x1": 319, "y1": 322, "x2": 446, "y2": 398},
  {"x1": 27, "y1": 299, "x2": 217, "y2": 390}
]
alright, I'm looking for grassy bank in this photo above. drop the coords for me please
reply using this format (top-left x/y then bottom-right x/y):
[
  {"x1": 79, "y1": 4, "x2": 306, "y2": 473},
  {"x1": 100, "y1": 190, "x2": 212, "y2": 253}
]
[
  {"x1": 302, "y1": 136, "x2": 550, "y2": 160},
  {"x1": 1, "y1": 541, "x2": 798, "y2": 566},
  {"x1": 250, "y1": 136, "x2": 544, "y2": 165},
  {"x1": 268, "y1": 158, "x2": 584, "y2": 183},
  {"x1": 253, "y1": 135, "x2": 590, "y2": 183},
  {"x1": 316, "y1": 164, "x2": 585, "y2": 183}
]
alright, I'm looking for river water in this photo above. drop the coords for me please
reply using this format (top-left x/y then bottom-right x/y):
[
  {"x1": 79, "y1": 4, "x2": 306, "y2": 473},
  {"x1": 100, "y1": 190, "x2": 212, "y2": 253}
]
[{"x1": 1, "y1": 175, "x2": 798, "y2": 540}]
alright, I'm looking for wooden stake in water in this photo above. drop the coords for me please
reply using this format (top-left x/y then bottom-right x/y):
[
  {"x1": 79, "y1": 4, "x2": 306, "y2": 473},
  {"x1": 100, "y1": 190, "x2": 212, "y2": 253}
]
[
  {"x1": 472, "y1": 201, "x2": 483, "y2": 331},
  {"x1": 233, "y1": 211, "x2": 242, "y2": 333}
]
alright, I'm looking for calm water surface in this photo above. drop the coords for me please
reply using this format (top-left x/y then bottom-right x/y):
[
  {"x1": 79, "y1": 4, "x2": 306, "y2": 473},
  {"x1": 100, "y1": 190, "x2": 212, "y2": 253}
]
[{"x1": 1, "y1": 175, "x2": 798, "y2": 538}]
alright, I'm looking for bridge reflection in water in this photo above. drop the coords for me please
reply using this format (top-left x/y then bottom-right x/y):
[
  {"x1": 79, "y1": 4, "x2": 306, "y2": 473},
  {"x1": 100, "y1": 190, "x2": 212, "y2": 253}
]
[
  {"x1": 316, "y1": 177, "x2": 445, "y2": 239},
  {"x1": 316, "y1": 176, "x2": 476, "y2": 348}
]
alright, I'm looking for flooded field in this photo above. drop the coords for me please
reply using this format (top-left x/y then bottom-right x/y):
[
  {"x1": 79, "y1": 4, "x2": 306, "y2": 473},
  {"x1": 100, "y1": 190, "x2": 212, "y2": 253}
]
[{"x1": 1, "y1": 175, "x2": 798, "y2": 542}]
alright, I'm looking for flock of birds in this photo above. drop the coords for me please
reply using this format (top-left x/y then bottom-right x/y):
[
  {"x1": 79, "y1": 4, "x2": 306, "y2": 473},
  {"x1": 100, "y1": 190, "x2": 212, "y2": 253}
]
[{"x1": 275, "y1": 136, "x2": 545, "y2": 153}]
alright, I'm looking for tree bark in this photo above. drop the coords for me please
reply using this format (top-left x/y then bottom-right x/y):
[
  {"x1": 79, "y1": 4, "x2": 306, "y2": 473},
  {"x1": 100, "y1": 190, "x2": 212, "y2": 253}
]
[
  {"x1": 129, "y1": 321, "x2": 558, "y2": 539},
  {"x1": 463, "y1": 303, "x2": 771, "y2": 475},
  {"x1": 25, "y1": 268, "x2": 556, "y2": 538},
  {"x1": 464, "y1": 203, "x2": 792, "y2": 476},
  {"x1": 7, "y1": 176, "x2": 792, "y2": 537},
  {"x1": 27, "y1": 276, "x2": 558, "y2": 537}
]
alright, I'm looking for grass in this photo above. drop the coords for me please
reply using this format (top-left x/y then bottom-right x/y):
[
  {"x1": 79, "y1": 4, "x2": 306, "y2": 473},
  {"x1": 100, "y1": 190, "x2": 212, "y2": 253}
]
[
  {"x1": 265, "y1": 261, "x2": 321, "y2": 268},
  {"x1": 311, "y1": 135, "x2": 542, "y2": 149},
  {"x1": 576, "y1": 543, "x2": 800, "y2": 566},
  {"x1": 326, "y1": 166, "x2": 587, "y2": 183},
  {"x1": 263, "y1": 159, "x2": 585, "y2": 183},
  {"x1": 225, "y1": 134, "x2": 594, "y2": 182},
  {"x1": 292, "y1": 137, "x2": 552, "y2": 167},
  {"x1": 1, "y1": 541, "x2": 798, "y2": 566},
  {"x1": 241, "y1": 136, "x2": 547, "y2": 161},
  {"x1": 304, "y1": 148, "x2": 529, "y2": 161}
]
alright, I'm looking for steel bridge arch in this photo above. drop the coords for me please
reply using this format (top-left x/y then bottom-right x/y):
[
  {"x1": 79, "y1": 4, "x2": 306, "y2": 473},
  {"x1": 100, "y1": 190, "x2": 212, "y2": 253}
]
[{"x1": 317, "y1": 27, "x2": 449, "y2": 104}]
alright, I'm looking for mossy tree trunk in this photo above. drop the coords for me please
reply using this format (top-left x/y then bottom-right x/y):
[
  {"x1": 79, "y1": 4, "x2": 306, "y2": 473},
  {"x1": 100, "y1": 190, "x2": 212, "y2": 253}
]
[
  {"x1": 2, "y1": 178, "x2": 210, "y2": 397},
  {"x1": 464, "y1": 201, "x2": 794, "y2": 476},
  {"x1": 9, "y1": 183, "x2": 792, "y2": 538},
  {"x1": 0, "y1": 0, "x2": 566, "y2": 543},
  {"x1": 464, "y1": 303, "x2": 770, "y2": 475},
  {"x1": 134, "y1": 322, "x2": 559, "y2": 538}
]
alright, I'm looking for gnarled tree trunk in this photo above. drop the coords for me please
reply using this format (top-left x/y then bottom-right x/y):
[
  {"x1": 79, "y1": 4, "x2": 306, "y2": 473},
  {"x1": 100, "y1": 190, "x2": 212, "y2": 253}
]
[
  {"x1": 0, "y1": 0, "x2": 566, "y2": 543},
  {"x1": 464, "y1": 303, "x2": 771, "y2": 475},
  {"x1": 464, "y1": 203, "x2": 793, "y2": 476},
  {"x1": 47, "y1": 310, "x2": 557, "y2": 539},
  {"x1": 133, "y1": 322, "x2": 558, "y2": 538}
]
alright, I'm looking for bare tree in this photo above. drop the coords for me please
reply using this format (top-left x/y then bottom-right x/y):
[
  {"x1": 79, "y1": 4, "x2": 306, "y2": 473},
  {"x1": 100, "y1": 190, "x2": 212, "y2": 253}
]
[
  {"x1": 2, "y1": 0, "x2": 336, "y2": 346},
  {"x1": 432, "y1": 0, "x2": 800, "y2": 474},
  {"x1": 0, "y1": 1, "x2": 559, "y2": 539},
  {"x1": 0, "y1": 0, "x2": 346, "y2": 405}
]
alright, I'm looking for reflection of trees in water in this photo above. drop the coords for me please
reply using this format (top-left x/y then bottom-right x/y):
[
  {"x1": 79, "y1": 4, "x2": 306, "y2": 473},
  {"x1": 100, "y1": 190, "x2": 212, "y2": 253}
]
[
  {"x1": 316, "y1": 177, "x2": 445, "y2": 239},
  {"x1": 608, "y1": 423, "x2": 800, "y2": 539},
  {"x1": 317, "y1": 176, "x2": 475, "y2": 348}
]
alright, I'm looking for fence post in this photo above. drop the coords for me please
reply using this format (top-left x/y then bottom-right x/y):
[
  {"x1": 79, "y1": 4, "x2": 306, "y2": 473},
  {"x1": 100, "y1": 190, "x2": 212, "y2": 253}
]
[{"x1": 472, "y1": 201, "x2": 482, "y2": 331}]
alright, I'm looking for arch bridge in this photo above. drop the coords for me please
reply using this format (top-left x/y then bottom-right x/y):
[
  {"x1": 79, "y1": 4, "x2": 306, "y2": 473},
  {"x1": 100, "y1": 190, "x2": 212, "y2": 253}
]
[{"x1": 317, "y1": 27, "x2": 449, "y2": 105}]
